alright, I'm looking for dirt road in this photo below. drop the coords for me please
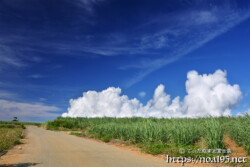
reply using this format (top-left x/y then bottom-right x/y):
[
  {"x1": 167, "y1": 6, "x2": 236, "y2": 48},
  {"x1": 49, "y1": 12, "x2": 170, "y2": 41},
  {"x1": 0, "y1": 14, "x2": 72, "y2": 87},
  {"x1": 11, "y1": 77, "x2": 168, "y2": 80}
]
[{"x1": 0, "y1": 126, "x2": 168, "y2": 167}]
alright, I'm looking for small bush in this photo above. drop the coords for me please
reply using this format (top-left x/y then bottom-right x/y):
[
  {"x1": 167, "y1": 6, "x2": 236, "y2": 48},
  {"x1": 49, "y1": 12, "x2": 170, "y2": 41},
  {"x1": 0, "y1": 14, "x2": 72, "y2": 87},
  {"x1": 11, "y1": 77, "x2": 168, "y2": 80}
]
[
  {"x1": 143, "y1": 143, "x2": 169, "y2": 155},
  {"x1": 14, "y1": 140, "x2": 23, "y2": 145},
  {"x1": 70, "y1": 132, "x2": 86, "y2": 137},
  {"x1": 102, "y1": 135, "x2": 112, "y2": 143}
]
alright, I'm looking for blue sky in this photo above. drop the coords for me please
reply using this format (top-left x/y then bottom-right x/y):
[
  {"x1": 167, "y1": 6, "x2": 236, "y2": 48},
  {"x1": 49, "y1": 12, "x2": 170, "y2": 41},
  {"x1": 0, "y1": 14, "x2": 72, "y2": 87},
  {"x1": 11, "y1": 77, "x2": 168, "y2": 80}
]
[{"x1": 0, "y1": 0, "x2": 250, "y2": 121}]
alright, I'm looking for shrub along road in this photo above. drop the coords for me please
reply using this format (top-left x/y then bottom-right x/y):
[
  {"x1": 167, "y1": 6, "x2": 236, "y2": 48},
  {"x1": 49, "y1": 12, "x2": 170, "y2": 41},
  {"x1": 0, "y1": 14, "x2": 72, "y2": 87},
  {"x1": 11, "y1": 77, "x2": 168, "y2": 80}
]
[{"x1": 0, "y1": 126, "x2": 167, "y2": 167}]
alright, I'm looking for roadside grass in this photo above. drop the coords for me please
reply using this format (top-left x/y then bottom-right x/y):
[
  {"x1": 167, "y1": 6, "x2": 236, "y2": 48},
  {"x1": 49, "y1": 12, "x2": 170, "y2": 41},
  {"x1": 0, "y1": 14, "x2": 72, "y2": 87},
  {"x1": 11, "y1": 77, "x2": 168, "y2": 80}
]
[
  {"x1": 70, "y1": 131, "x2": 86, "y2": 137},
  {"x1": 43, "y1": 116, "x2": 249, "y2": 158},
  {"x1": 0, "y1": 121, "x2": 41, "y2": 127},
  {"x1": 0, "y1": 124, "x2": 24, "y2": 153},
  {"x1": 0, "y1": 121, "x2": 41, "y2": 154}
]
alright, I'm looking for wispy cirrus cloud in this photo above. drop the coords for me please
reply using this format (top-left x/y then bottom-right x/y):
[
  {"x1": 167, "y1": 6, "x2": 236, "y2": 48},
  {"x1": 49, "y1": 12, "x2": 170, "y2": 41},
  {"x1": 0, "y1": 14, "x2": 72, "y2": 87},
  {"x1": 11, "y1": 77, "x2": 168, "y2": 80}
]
[
  {"x1": 0, "y1": 99, "x2": 60, "y2": 121},
  {"x1": 0, "y1": 1, "x2": 249, "y2": 88},
  {"x1": 0, "y1": 90, "x2": 17, "y2": 99},
  {"x1": 122, "y1": 10, "x2": 250, "y2": 87},
  {"x1": 1, "y1": 9, "x2": 247, "y2": 87},
  {"x1": 27, "y1": 74, "x2": 44, "y2": 79},
  {"x1": 69, "y1": 0, "x2": 105, "y2": 14},
  {"x1": 0, "y1": 45, "x2": 25, "y2": 71}
]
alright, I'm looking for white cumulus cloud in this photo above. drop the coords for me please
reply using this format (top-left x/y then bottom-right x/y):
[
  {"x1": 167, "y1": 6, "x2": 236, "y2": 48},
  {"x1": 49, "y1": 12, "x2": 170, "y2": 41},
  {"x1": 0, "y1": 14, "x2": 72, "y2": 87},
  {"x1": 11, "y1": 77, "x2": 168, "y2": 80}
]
[
  {"x1": 62, "y1": 70, "x2": 242, "y2": 118},
  {"x1": 63, "y1": 87, "x2": 143, "y2": 118}
]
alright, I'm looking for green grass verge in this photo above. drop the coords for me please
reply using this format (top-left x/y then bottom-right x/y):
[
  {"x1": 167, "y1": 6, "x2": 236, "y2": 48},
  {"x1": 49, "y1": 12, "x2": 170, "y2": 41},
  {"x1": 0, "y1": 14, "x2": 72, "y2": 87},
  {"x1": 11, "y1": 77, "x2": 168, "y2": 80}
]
[
  {"x1": 43, "y1": 116, "x2": 250, "y2": 156},
  {"x1": 0, "y1": 121, "x2": 41, "y2": 126},
  {"x1": 0, "y1": 124, "x2": 24, "y2": 153},
  {"x1": 70, "y1": 131, "x2": 86, "y2": 137}
]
